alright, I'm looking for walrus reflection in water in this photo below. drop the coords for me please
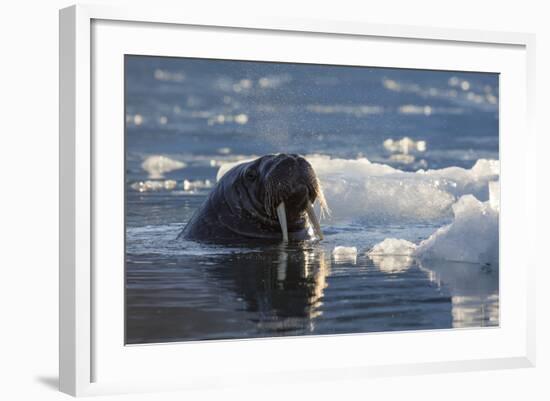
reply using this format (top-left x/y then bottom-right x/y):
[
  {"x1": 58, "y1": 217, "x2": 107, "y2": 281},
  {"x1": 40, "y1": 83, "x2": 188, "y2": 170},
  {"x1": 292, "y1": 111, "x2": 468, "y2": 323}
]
[
  {"x1": 179, "y1": 154, "x2": 329, "y2": 242},
  {"x1": 208, "y1": 247, "x2": 332, "y2": 334}
]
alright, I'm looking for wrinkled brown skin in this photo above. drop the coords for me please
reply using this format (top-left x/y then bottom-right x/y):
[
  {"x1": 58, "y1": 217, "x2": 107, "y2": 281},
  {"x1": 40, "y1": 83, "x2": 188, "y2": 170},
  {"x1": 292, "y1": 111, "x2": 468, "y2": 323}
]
[{"x1": 179, "y1": 154, "x2": 319, "y2": 243}]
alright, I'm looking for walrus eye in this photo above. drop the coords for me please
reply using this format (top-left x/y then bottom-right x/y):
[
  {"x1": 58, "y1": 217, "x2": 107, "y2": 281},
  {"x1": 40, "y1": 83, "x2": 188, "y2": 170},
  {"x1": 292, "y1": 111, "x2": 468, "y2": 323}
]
[{"x1": 245, "y1": 168, "x2": 258, "y2": 181}]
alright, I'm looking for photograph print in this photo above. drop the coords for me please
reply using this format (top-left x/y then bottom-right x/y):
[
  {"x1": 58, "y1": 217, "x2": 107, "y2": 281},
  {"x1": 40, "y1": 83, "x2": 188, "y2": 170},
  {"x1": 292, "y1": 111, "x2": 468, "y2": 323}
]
[{"x1": 125, "y1": 55, "x2": 499, "y2": 344}]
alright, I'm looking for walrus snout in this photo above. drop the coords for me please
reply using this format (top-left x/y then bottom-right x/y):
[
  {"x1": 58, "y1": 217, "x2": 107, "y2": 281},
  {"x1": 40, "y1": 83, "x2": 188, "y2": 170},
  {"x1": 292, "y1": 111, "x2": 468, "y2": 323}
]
[
  {"x1": 280, "y1": 184, "x2": 310, "y2": 218},
  {"x1": 263, "y1": 154, "x2": 327, "y2": 241},
  {"x1": 264, "y1": 155, "x2": 316, "y2": 212}
]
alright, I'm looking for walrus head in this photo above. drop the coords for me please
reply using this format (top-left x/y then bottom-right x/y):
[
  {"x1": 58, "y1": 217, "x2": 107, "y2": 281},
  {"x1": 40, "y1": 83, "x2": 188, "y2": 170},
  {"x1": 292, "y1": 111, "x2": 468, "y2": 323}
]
[
  {"x1": 182, "y1": 153, "x2": 329, "y2": 243},
  {"x1": 241, "y1": 154, "x2": 329, "y2": 241}
]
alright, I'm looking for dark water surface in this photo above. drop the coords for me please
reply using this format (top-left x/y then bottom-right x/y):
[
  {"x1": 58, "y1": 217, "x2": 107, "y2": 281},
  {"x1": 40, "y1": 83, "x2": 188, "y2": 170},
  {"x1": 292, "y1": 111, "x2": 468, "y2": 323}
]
[{"x1": 125, "y1": 56, "x2": 499, "y2": 344}]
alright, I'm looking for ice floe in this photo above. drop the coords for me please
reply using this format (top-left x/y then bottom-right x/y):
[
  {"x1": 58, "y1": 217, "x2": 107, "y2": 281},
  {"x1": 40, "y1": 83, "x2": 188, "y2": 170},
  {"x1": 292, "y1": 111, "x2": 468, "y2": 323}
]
[
  {"x1": 141, "y1": 155, "x2": 186, "y2": 179},
  {"x1": 153, "y1": 68, "x2": 185, "y2": 82},
  {"x1": 183, "y1": 179, "x2": 213, "y2": 192},
  {"x1": 383, "y1": 137, "x2": 426, "y2": 154},
  {"x1": 130, "y1": 179, "x2": 213, "y2": 193},
  {"x1": 369, "y1": 183, "x2": 500, "y2": 265},
  {"x1": 131, "y1": 180, "x2": 178, "y2": 192},
  {"x1": 415, "y1": 193, "x2": 499, "y2": 265},
  {"x1": 308, "y1": 155, "x2": 498, "y2": 223}
]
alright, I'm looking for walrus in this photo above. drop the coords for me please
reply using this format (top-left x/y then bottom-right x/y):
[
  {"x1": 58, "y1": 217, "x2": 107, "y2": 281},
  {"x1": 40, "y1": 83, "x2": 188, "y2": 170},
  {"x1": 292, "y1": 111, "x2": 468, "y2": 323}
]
[{"x1": 179, "y1": 153, "x2": 329, "y2": 242}]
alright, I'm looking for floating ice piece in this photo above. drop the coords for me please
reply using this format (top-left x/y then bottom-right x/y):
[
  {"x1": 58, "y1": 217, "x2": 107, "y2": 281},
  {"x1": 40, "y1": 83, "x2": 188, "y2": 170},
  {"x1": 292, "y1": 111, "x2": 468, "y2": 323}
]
[
  {"x1": 307, "y1": 155, "x2": 455, "y2": 222},
  {"x1": 383, "y1": 137, "x2": 427, "y2": 154},
  {"x1": 368, "y1": 238, "x2": 416, "y2": 256},
  {"x1": 234, "y1": 113, "x2": 248, "y2": 125},
  {"x1": 367, "y1": 238, "x2": 416, "y2": 273},
  {"x1": 215, "y1": 77, "x2": 254, "y2": 93},
  {"x1": 368, "y1": 180, "x2": 499, "y2": 265},
  {"x1": 398, "y1": 105, "x2": 432, "y2": 116},
  {"x1": 217, "y1": 147, "x2": 231, "y2": 155},
  {"x1": 130, "y1": 178, "x2": 213, "y2": 193},
  {"x1": 332, "y1": 246, "x2": 357, "y2": 264},
  {"x1": 382, "y1": 78, "x2": 401, "y2": 91},
  {"x1": 415, "y1": 194, "x2": 499, "y2": 265},
  {"x1": 142, "y1": 155, "x2": 186, "y2": 179},
  {"x1": 258, "y1": 74, "x2": 292, "y2": 89},
  {"x1": 154, "y1": 68, "x2": 185, "y2": 82},
  {"x1": 469, "y1": 159, "x2": 500, "y2": 177},
  {"x1": 182, "y1": 179, "x2": 213, "y2": 192},
  {"x1": 131, "y1": 180, "x2": 178, "y2": 192}
]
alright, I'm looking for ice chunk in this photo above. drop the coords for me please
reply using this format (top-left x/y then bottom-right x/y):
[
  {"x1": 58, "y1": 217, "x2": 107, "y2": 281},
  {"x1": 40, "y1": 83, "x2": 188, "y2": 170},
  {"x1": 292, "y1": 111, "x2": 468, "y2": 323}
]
[
  {"x1": 397, "y1": 105, "x2": 432, "y2": 116},
  {"x1": 130, "y1": 180, "x2": 178, "y2": 192},
  {"x1": 470, "y1": 159, "x2": 500, "y2": 177},
  {"x1": 383, "y1": 137, "x2": 427, "y2": 154},
  {"x1": 332, "y1": 246, "x2": 357, "y2": 264},
  {"x1": 415, "y1": 194, "x2": 499, "y2": 265},
  {"x1": 130, "y1": 178, "x2": 213, "y2": 193},
  {"x1": 217, "y1": 147, "x2": 231, "y2": 155},
  {"x1": 369, "y1": 180, "x2": 499, "y2": 265},
  {"x1": 258, "y1": 74, "x2": 292, "y2": 89},
  {"x1": 142, "y1": 155, "x2": 186, "y2": 179},
  {"x1": 367, "y1": 238, "x2": 416, "y2": 273},
  {"x1": 154, "y1": 68, "x2": 185, "y2": 82},
  {"x1": 368, "y1": 238, "x2": 416, "y2": 256},
  {"x1": 307, "y1": 155, "x2": 455, "y2": 222},
  {"x1": 234, "y1": 114, "x2": 249, "y2": 125},
  {"x1": 182, "y1": 179, "x2": 213, "y2": 192}
]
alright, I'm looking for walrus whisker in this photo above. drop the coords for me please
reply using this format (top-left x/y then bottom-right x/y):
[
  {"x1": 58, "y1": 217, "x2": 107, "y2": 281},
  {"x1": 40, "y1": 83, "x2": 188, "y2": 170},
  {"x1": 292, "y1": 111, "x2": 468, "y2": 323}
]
[
  {"x1": 265, "y1": 179, "x2": 279, "y2": 218},
  {"x1": 306, "y1": 202, "x2": 323, "y2": 240},
  {"x1": 276, "y1": 202, "x2": 289, "y2": 242},
  {"x1": 312, "y1": 175, "x2": 330, "y2": 219}
]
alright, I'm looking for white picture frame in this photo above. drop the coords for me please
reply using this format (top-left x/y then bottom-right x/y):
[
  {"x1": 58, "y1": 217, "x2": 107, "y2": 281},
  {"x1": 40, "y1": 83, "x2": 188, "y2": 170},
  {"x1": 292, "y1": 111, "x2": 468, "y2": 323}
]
[{"x1": 59, "y1": 3, "x2": 536, "y2": 397}]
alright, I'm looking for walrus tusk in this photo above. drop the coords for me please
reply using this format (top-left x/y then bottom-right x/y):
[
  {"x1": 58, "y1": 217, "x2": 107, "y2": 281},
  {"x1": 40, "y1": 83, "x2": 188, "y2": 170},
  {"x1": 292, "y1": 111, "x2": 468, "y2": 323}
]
[
  {"x1": 306, "y1": 203, "x2": 324, "y2": 240},
  {"x1": 276, "y1": 202, "x2": 289, "y2": 242}
]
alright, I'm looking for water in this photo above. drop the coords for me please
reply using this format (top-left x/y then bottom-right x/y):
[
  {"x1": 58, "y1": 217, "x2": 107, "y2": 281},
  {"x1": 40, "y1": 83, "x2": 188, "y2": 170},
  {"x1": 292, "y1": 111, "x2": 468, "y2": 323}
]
[{"x1": 125, "y1": 56, "x2": 499, "y2": 344}]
